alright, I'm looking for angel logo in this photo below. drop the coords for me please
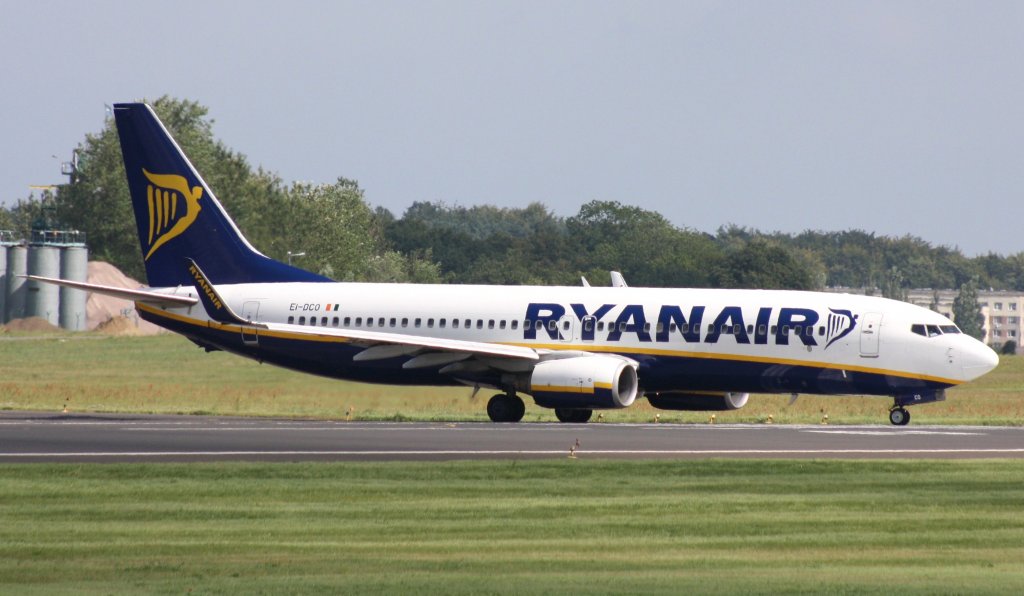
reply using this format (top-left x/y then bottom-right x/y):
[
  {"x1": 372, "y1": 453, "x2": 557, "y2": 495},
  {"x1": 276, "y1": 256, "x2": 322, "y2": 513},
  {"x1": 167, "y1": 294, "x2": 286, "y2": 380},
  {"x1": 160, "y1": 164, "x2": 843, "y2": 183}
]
[
  {"x1": 824, "y1": 308, "x2": 857, "y2": 349},
  {"x1": 142, "y1": 169, "x2": 203, "y2": 260}
]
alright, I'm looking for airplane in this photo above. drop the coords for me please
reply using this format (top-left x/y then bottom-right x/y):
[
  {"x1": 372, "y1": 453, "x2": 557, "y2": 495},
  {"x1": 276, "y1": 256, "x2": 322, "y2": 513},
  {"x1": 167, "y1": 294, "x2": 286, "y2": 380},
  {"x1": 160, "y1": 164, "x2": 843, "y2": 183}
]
[{"x1": 29, "y1": 103, "x2": 1000, "y2": 426}]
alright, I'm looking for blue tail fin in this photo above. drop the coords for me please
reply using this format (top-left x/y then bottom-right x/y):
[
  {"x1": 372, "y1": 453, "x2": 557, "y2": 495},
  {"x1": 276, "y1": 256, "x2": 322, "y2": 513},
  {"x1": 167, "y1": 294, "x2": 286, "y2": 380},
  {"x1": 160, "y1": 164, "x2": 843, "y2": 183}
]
[{"x1": 113, "y1": 102, "x2": 331, "y2": 287}]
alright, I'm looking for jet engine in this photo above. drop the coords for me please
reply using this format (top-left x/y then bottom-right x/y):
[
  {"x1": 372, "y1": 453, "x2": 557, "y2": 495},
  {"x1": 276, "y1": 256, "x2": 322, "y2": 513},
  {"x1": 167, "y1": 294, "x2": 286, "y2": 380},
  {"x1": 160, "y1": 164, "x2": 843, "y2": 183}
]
[
  {"x1": 527, "y1": 356, "x2": 638, "y2": 409},
  {"x1": 646, "y1": 391, "x2": 749, "y2": 411}
]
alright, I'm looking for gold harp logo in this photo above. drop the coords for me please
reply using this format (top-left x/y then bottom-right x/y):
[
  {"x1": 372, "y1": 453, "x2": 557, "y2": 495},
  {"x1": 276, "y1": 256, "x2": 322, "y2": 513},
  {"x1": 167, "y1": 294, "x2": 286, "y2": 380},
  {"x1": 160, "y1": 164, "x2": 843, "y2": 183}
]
[{"x1": 142, "y1": 169, "x2": 203, "y2": 260}]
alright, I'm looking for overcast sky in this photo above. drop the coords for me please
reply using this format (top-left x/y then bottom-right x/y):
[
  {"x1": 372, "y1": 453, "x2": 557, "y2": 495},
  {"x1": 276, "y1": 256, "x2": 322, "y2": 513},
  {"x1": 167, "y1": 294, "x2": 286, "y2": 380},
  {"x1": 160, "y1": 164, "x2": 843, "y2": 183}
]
[{"x1": 2, "y1": 1, "x2": 1021, "y2": 255}]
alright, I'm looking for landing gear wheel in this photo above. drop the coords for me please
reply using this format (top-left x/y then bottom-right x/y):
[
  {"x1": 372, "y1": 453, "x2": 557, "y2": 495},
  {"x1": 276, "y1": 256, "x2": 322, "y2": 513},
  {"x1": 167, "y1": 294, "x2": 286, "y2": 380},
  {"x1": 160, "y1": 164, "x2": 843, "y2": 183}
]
[
  {"x1": 487, "y1": 394, "x2": 525, "y2": 423},
  {"x1": 555, "y1": 408, "x2": 593, "y2": 423},
  {"x1": 889, "y1": 407, "x2": 910, "y2": 426}
]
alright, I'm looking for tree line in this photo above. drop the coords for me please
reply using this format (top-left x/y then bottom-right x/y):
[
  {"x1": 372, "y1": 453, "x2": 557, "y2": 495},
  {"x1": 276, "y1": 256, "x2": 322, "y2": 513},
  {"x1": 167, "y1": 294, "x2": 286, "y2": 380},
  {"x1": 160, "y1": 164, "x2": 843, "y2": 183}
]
[{"x1": 2, "y1": 96, "x2": 1021, "y2": 303}]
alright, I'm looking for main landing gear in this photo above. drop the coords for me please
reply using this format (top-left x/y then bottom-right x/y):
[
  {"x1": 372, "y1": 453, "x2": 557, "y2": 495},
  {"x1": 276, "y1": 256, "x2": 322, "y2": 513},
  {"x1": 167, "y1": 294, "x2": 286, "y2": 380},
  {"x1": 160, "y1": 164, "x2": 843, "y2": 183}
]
[
  {"x1": 889, "y1": 407, "x2": 911, "y2": 426},
  {"x1": 487, "y1": 394, "x2": 525, "y2": 423},
  {"x1": 484, "y1": 394, "x2": 596, "y2": 424},
  {"x1": 554, "y1": 408, "x2": 593, "y2": 423}
]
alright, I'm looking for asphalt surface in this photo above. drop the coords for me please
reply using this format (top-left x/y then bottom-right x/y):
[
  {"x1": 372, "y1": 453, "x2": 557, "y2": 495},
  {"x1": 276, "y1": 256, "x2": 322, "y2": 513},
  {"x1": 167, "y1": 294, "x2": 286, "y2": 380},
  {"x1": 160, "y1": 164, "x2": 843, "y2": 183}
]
[{"x1": 1, "y1": 411, "x2": 1023, "y2": 462}]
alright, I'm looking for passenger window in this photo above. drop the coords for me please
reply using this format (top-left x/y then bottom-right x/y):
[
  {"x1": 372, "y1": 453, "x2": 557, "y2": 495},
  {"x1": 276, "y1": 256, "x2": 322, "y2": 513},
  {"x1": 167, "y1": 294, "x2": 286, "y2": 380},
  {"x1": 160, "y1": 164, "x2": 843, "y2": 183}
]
[
  {"x1": 771, "y1": 325, "x2": 778, "y2": 334},
  {"x1": 427, "y1": 318, "x2": 434, "y2": 328},
  {"x1": 499, "y1": 320, "x2": 506, "y2": 330},
  {"x1": 466, "y1": 319, "x2": 472, "y2": 329},
  {"x1": 344, "y1": 317, "x2": 351, "y2": 326},
  {"x1": 488, "y1": 320, "x2": 495, "y2": 329},
  {"x1": 643, "y1": 323, "x2": 651, "y2": 333},
  {"x1": 708, "y1": 324, "x2": 715, "y2": 333},
  {"x1": 333, "y1": 317, "x2": 339, "y2": 327},
  {"x1": 794, "y1": 326, "x2": 802, "y2": 336},
  {"x1": 299, "y1": 316, "x2": 306, "y2": 325},
  {"x1": 288, "y1": 316, "x2": 295, "y2": 324},
  {"x1": 534, "y1": 321, "x2": 542, "y2": 330},
  {"x1": 747, "y1": 324, "x2": 753, "y2": 334},
  {"x1": 511, "y1": 320, "x2": 519, "y2": 330},
  {"x1": 453, "y1": 319, "x2": 460, "y2": 329},
  {"x1": 619, "y1": 322, "x2": 627, "y2": 332},
  {"x1": 669, "y1": 323, "x2": 677, "y2": 332},
  {"x1": 366, "y1": 318, "x2": 373, "y2": 328},
  {"x1": 584, "y1": 319, "x2": 594, "y2": 332},
  {"x1": 805, "y1": 326, "x2": 813, "y2": 337},
  {"x1": 927, "y1": 325, "x2": 942, "y2": 337},
  {"x1": 911, "y1": 324, "x2": 926, "y2": 337},
  {"x1": 758, "y1": 325, "x2": 766, "y2": 335},
  {"x1": 733, "y1": 324, "x2": 741, "y2": 334},
  {"x1": 598, "y1": 321, "x2": 605, "y2": 331},
  {"x1": 478, "y1": 320, "x2": 485, "y2": 329},
  {"x1": 439, "y1": 319, "x2": 446, "y2": 328},
  {"x1": 818, "y1": 326, "x2": 825, "y2": 336},
  {"x1": 401, "y1": 318, "x2": 408, "y2": 328},
  {"x1": 355, "y1": 317, "x2": 362, "y2": 326},
  {"x1": 389, "y1": 318, "x2": 396, "y2": 327},
  {"x1": 657, "y1": 322, "x2": 665, "y2": 333},
  {"x1": 563, "y1": 320, "x2": 570, "y2": 330},
  {"x1": 378, "y1": 317, "x2": 385, "y2": 327},
  {"x1": 415, "y1": 318, "x2": 422, "y2": 328},
  {"x1": 681, "y1": 324, "x2": 689, "y2": 334},
  {"x1": 782, "y1": 325, "x2": 790, "y2": 334},
  {"x1": 321, "y1": 317, "x2": 328, "y2": 326},
  {"x1": 550, "y1": 320, "x2": 558, "y2": 331}
]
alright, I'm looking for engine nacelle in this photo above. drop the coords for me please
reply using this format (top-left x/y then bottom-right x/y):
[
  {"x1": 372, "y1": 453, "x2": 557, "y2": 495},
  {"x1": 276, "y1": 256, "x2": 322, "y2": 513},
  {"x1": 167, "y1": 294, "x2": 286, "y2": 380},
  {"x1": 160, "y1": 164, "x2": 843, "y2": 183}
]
[
  {"x1": 528, "y1": 356, "x2": 638, "y2": 410},
  {"x1": 646, "y1": 391, "x2": 750, "y2": 411}
]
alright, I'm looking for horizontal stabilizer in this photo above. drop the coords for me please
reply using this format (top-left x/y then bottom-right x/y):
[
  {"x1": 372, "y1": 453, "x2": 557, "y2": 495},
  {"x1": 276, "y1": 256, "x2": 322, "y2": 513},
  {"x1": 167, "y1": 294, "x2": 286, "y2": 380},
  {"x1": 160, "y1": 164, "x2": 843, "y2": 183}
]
[{"x1": 22, "y1": 275, "x2": 197, "y2": 307}]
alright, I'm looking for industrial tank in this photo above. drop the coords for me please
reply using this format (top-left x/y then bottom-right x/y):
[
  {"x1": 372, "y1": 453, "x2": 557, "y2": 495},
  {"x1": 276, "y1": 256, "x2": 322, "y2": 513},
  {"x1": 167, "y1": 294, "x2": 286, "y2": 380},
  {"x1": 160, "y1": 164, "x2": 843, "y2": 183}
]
[
  {"x1": 0, "y1": 243, "x2": 6, "y2": 323},
  {"x1": 59, "y1": 245, "x2": 89, "y2": 331},
  {"x1": 5, "y1": 245, "x2": 28, "y2": 323},
  {"x1": 26, "y1": 244, "x2": 61, "y2": 326}
]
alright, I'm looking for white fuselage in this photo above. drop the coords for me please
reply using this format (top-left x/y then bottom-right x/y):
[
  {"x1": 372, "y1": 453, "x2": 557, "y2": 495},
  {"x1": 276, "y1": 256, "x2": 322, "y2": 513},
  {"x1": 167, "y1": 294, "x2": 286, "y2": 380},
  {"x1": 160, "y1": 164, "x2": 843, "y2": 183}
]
[{"x1": 139, "y1": 281, "x2": 998, "y2": 396}]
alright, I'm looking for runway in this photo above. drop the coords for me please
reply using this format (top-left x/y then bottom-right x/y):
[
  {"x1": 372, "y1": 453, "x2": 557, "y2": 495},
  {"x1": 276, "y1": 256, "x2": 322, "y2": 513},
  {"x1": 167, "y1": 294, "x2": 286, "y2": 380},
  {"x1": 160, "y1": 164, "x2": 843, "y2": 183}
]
[{"x1": 2, "y1": 411, "x2": 1023, "y2": 462}]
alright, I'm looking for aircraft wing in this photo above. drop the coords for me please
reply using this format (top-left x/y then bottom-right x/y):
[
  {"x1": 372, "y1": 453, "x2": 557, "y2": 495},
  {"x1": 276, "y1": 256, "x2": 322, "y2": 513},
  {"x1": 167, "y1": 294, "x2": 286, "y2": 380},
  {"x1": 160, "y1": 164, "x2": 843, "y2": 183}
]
[
  {"x1": 260, "y1": 321, "x2": 540, "y2": 361},
  {"x1": 187, "y1": 258, "x2": 540, "y2": 364},
  {"x1": 23, "y1": 275, "x2": 198, "y2": 307}
]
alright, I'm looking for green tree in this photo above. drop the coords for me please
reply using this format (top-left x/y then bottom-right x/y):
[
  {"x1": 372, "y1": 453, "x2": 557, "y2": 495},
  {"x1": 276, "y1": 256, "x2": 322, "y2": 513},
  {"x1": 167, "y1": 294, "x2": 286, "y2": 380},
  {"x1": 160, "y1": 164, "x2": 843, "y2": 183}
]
[
  {"x1": 710, "y1": 238, "x2": 815, "y2": 290},
  {"x1": 880, "y1": 265, "x2": 908, "y2": 301},
  {"x1": 567, "y1": 201, "x2": 720, "y2": 288},
  {"x1": 952, "y1": 279, "x2": 985, "y2": 340}
]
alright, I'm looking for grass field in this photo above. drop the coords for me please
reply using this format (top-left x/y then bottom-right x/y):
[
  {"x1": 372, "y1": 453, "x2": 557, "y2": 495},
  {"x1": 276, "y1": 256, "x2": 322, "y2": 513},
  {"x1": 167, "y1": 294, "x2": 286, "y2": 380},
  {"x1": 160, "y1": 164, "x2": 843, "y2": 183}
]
[
  {"x1": 2, "y1": 331, "x2": 1023, "y2": 424},
  {"x1": 1, "y1": 460, "x2": 1022, "y2": 594}
]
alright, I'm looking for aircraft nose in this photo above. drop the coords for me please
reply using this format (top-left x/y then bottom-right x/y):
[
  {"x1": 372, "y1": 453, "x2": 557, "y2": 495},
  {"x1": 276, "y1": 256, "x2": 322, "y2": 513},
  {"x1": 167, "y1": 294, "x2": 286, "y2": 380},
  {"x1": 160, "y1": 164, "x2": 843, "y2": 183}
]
[{"x1": 961, "y1": 339, "x2": 999, "y2": 380}]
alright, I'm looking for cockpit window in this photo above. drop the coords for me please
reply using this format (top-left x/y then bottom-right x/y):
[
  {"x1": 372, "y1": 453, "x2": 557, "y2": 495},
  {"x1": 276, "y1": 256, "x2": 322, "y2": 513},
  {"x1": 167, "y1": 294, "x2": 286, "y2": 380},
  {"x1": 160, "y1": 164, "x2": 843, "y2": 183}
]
[{"x1": 913, "y1": 323, "x2": 960, "y2": 337}]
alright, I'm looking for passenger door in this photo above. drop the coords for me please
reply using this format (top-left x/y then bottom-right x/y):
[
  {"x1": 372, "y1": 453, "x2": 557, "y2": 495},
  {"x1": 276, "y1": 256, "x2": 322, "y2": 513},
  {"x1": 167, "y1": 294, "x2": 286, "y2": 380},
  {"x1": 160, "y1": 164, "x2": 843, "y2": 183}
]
[{"x1": 859, "y1": 312, "x2": 882, "y2": 357}]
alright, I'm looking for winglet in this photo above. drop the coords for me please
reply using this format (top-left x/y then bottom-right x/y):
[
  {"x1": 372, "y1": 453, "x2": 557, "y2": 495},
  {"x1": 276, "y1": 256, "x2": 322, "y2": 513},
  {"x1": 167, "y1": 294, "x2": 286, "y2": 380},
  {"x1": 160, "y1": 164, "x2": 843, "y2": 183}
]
[{"x1": 186, "y1": 258, "x2": 259, "y2": 326}]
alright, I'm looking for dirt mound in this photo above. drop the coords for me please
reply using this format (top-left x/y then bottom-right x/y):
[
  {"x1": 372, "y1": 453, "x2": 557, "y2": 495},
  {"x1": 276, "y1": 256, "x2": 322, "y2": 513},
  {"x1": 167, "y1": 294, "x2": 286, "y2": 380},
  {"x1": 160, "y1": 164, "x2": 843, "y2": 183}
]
[
  {"x1": 3, "y1": 317, "x2": 61, "y2": 333},
  {"x1": 94, "y1": 315, "x2": 146, "y2": 336},
  {"x1": 86, "y1": 261, "x2": 163, "y2": 335}
]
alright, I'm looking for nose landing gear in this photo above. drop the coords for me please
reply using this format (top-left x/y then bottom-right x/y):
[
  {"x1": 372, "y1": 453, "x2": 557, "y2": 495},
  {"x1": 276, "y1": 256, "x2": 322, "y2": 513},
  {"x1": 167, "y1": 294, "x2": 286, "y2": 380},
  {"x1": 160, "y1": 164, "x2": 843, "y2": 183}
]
[
  {"x1": 888, "y1": 390, "x2": 944, "y2": 426},
  {"x1": 888, "y1": 407, "x2": 911, "y2": 426}
]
